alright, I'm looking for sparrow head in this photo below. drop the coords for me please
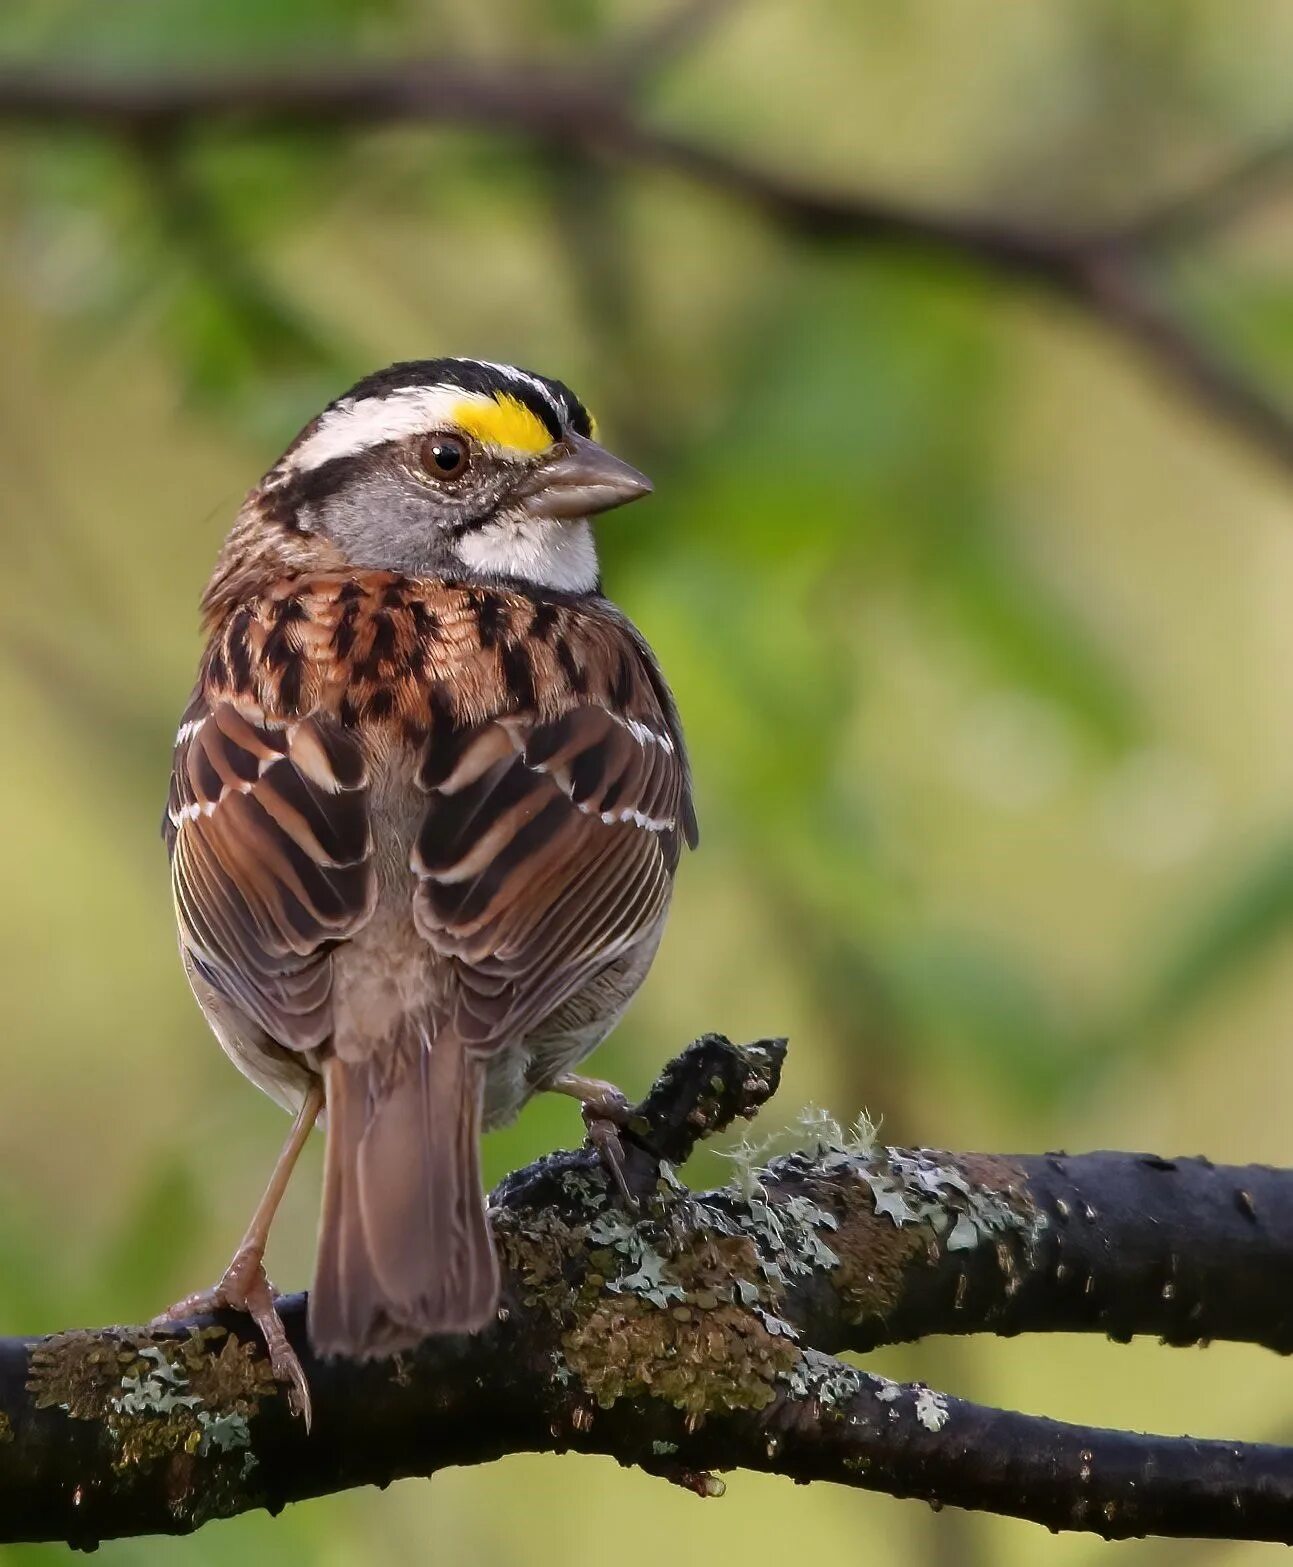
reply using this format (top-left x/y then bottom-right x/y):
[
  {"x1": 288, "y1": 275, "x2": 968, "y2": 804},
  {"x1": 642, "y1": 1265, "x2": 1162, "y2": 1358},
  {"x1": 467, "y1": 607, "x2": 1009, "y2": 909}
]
[{"x1": 255, "y1": 358, "x2": 650, "y2": 596}]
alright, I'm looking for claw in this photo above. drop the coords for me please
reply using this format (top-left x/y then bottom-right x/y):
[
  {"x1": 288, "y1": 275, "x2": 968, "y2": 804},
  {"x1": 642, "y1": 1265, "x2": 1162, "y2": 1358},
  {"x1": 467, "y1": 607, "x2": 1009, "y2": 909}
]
[
  {"x1": 242, "y1": 1268, "x2": 312, "y2": 1428},
  {"x1": 547, "y1": 1073, "x2": 641, "y2": 1210},
  {"x1": 153, "y1": 1250, "x2": 313, "y2": 1431},
  {"x1": 584, "y1": 1113, "x2": 639, "y2": 1210}
]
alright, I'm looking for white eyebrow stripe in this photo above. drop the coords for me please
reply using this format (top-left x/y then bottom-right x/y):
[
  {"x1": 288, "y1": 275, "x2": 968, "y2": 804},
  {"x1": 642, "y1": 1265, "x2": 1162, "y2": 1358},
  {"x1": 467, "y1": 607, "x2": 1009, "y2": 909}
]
[{"x1": 283, "y1": 386, "x2": 518, "y2": 473}]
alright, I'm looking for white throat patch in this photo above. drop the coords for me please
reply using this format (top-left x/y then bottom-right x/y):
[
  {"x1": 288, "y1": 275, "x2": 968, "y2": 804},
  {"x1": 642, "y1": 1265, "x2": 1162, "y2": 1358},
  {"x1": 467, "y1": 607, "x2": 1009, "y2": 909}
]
[{"x1": 456, "y1": 516, "x2": 599, "y2": 594}]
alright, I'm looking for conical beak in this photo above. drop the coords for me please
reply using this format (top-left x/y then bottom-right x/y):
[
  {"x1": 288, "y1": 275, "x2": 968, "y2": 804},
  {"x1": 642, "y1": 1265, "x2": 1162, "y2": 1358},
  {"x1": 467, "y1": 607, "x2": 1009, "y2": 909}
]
[{"x1": 519, "y1": 432, "x2": 653, "y2": 521}]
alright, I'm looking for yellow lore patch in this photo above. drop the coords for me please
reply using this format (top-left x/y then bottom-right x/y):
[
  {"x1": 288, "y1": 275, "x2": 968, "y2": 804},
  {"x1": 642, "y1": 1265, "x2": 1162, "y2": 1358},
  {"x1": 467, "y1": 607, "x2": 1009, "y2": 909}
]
[{"x1": 451, "y1": 394, "x2": 553, "y2": 455}]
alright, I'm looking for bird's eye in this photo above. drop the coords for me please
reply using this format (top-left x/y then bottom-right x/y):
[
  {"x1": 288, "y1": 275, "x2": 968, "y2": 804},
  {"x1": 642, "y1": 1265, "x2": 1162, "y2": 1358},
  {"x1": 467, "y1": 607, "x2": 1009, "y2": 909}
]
[{"x1": 421, "y1": 433, "x2": 470, "y2": 481}]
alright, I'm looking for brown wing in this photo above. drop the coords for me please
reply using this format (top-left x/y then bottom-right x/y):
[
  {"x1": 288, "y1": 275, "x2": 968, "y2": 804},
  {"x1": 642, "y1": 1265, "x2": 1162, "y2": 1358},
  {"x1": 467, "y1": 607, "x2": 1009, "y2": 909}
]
[
  {"x1": 165, "y1": 692, "x2": 377, "y2": 1050},
  {"x1": 411, "y1": 688, "x2": 694, "y2": 1050}
]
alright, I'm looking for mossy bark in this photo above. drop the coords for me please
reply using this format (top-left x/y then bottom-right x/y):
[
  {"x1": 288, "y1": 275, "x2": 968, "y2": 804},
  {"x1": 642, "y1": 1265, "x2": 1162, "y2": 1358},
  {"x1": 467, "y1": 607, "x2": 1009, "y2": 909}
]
[{"x1": 3, "y1": 1036, "x2": 1293, "y2": 1545}]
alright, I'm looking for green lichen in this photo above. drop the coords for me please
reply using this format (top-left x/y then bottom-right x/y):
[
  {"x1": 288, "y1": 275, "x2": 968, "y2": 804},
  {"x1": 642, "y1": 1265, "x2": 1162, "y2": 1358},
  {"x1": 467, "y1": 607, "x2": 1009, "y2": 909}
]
[
  {"x1": 27, "y1": 1329, "x2": 143, "y2": 1420},
  {"x1": 720, "y1": 1105, "x2": 878, "y2": 1194},
  {"x1": 914, "y1": 1385, "x2": 950, "y2": 1431},
  {"x1": 26, "y1": 1325, "x2": 273, "y2": 1484},
  {"x1": 828, "y1": 1201, "x2": 927, "y2": 1324},
  {"x1": 496, "y1": 1204, "x2": 584, "y2": 1316},
  {"x1": 564, "y1": 1200, "x2": 802, "y2": 1415},
  {"x1": 781, "y1": 1348, "x2": 863, "y2": 1408},
  {"x1": 586, "y1": 1210, "x2": 686, "y2": 1308},
  {"x1": 497, "y1": 1164, "x2": 812, "y2": 1418},
  {"x1": 749, "y1": 1142, "x2": 1047, "y2": 1326},
  {"x1": 870, "y1": 1376, "x2": 952, "y2": 1432},
  {"x1": 564, "y1": 1295, "x2": 799, "y2": 1414},
  {"x1": 197, "y1": 1410, "x2": 254, "y2": 1456},
  {"x1": 795, "y1": 1105, "x2": 879, "y2": 1161},
  {"x1": 498, "y1": 1106, "x2": 1042, "y2": 1432},
  {"x1": 686, "y1": 1183, "x2": 841, "y2": 1297},
  {"x1": 850, "y1": 1149, "x2": 1046, "y2": 1254}
]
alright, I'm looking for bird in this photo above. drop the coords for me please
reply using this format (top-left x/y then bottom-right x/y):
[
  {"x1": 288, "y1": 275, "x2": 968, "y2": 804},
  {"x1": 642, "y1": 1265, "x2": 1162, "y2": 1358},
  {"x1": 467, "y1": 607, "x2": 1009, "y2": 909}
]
[{"x1": 161, "y1": 357, "x2": 696, "y2": 1419}]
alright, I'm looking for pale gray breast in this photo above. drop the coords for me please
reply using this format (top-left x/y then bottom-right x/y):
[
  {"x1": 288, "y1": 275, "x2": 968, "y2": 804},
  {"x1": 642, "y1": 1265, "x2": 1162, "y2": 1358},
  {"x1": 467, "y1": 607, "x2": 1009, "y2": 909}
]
[{"x1": 480, "y1": 905, "x2": 670, "y2": 1129}]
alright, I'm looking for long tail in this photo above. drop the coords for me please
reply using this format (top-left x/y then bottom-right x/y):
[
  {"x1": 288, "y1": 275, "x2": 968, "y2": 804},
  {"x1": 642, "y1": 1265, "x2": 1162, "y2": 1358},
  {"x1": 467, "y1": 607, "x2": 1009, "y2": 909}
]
[{"x1": 309, "y1": 1026, "x2": 499, "y2": 1358}]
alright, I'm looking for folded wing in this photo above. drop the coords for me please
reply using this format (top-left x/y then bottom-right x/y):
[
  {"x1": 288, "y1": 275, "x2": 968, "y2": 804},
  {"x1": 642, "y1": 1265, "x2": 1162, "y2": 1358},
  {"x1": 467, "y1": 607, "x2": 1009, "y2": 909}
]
[
  {"x1": 412, "y1": 697, "x2": 694, "y2": 1049},
  {"x1": 165, "y1": 695, "x2": 377, "y2": 1050}
]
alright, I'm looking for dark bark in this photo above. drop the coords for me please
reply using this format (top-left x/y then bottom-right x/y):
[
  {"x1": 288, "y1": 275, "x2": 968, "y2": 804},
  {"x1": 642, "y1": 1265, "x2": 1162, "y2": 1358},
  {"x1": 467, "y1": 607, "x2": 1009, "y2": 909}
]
[
  {"x1": 3, "y1": 1035, "x2": 1293, "y2": 1546},
  {"x1": 773, "y1": 1144, "x2": 1293, "y2": 1356}
]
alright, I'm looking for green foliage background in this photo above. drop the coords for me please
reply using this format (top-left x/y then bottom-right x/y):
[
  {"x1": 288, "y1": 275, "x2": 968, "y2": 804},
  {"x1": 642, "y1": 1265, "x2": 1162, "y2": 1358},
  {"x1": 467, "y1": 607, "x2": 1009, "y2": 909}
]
[{"x1": 4, "y1": 1, "x2": 1293, "y2": 1561}]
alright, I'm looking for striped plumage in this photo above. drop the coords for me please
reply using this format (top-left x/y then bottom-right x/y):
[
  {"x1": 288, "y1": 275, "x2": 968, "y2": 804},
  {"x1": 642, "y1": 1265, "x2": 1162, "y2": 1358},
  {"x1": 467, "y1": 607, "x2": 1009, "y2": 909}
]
[{"x1": 165, "y1": 360, "x2": 695, "y2": 1372}]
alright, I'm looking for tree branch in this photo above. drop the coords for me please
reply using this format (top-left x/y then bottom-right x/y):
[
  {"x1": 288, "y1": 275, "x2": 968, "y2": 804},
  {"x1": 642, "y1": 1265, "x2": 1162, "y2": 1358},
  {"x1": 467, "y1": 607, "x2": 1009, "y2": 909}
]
[
  {"x1": 1, "y1": 56, "x2": 1292, "y2": 473},
  {"x1": 1113, "y1": 129, "x2": 1293, "y2": 251},
  {"x1": 3, "y1": 1036, "x2": 1293, "y2": 1546}
]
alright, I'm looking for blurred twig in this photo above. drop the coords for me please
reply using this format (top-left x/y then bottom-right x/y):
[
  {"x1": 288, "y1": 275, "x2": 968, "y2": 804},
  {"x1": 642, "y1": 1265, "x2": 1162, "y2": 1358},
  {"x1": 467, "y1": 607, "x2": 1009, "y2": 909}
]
[
  {"x1": 127, "y1": 131, "x2": 341, "y2": 381},
  {"x1": 536, "y1": 145, "x2": 664, "y2": 456},
  {"x1": 602, "y1": 0, "x2": 740, "y2": 89},
  {"x1": 5, "y1": 1036, "x2": 1293, "y2": 1544},
  {"x1": 1113, "y1": 127, "x2": 1293, "y2": 250},
  {"x1": 1, "y1": 56, "x2": 1293, "y2": 474}
]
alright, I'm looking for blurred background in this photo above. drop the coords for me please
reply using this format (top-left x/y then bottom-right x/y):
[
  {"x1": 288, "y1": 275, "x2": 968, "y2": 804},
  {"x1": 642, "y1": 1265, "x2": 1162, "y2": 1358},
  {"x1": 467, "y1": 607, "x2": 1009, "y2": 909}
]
[{"x1": 4, "y1": 0, "x2": 1293, "y2": 1561}]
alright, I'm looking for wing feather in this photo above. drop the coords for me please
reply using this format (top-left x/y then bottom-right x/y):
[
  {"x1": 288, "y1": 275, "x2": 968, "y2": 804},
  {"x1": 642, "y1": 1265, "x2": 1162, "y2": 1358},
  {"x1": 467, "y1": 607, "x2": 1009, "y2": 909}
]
[
  {"x1": 412, "y1": 690, "x2": 691, "y2": 1049},
  {"x1": 166, "y1": 693, "x2": 376, "y2": 1050}
]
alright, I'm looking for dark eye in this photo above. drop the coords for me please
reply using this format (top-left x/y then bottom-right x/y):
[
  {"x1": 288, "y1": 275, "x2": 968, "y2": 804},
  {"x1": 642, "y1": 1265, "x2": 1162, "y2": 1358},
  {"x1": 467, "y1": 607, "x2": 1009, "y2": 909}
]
[{"x1": 421, "y1": 432, "x2": 470, "y2": 481}]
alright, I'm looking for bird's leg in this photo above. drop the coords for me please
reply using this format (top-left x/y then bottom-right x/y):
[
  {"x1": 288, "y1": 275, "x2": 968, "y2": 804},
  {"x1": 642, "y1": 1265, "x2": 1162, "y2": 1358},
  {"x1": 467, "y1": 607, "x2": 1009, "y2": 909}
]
[
  {"x1": 153, "y1": 1081, "x2": 324, "y2": 1428},
  {"x1": 548, "y1": 1072, "x2": 638, "y2": 1209}
]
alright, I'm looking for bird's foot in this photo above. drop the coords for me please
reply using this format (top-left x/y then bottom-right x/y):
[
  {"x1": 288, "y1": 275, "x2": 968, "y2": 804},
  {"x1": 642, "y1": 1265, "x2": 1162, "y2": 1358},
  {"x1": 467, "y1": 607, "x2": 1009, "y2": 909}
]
[
  {"x1": 152, "y1": 1248, "x2": 312, "y2": 1429},
  {"x1": 549, "y1": 1073, "x2": 639, "y2": 1210}
]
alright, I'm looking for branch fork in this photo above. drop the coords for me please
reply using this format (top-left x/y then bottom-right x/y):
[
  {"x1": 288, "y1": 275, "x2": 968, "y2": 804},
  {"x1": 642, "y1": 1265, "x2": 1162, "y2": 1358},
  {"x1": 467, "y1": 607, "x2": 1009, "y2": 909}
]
[{"x1": 4, "y1": 1034, "x2": 1293, "y2": 1545}]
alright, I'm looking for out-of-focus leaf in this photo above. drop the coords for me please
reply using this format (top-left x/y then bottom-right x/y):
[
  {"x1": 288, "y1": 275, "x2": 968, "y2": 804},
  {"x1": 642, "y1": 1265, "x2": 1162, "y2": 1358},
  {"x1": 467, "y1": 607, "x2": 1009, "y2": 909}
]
[
  {"x1": 132, "y1": 155, "x2": 357, "y2": 432},
  {"x1": 630, "y1": 249, "x2": 1143, "y2": 752},
  {"x1": 1128, "y1": 832, "x2": 1293, "y2": 1037},
  {"x1": 96, "y1": 1153, "x2": 207, "y2": 1320},
  {"x1": 883, "y1": 930, "x2": 1085, "y2": 1106},
  {"x1": 1177, "y1": 265, "x2": 1293, "y2": 401},
  {"x1": 0, "y1": 1189, "x2": 64, "y2": 1329},
  {"x1": 933, "y1": 519, "x2": 1143, "y2": 751},
  {"x1": 0, "y1": 0, "x2": 407, "y2": 66},
  {"x1": 8, "y1": 132, "x2": 353, "y2": 431},
  {"x1": 4, "y1": 1546, "x2": 84, "y2": 1567}
]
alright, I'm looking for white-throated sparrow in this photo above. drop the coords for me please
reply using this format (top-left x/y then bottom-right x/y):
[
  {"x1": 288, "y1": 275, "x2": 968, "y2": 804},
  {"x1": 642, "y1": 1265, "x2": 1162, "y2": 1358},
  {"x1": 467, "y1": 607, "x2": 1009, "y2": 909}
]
[{"x1": 163, "y1": 359, "x2": 696, "y2": 1418}]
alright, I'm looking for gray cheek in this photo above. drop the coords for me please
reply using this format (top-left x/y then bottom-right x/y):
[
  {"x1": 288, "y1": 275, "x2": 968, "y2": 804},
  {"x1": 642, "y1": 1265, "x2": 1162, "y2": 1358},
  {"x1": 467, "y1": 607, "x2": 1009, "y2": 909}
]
[{"x1": 304, "y1": 474, "x2": 463, "y2": 576}]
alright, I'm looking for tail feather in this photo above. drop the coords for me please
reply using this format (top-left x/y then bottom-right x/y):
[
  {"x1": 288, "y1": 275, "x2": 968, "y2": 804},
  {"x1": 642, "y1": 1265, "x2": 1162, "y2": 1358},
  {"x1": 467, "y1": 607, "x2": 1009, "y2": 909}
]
[{"x1": 309, "y1": 1028, "x2": 499, "y2": 1358}]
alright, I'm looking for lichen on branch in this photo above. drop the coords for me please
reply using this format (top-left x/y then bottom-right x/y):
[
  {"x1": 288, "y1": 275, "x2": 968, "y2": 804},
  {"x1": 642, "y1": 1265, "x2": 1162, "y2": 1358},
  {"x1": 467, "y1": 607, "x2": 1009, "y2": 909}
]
[{"x1": 3, "y1": 1033, "x2": 1293, "y2": 1546}]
